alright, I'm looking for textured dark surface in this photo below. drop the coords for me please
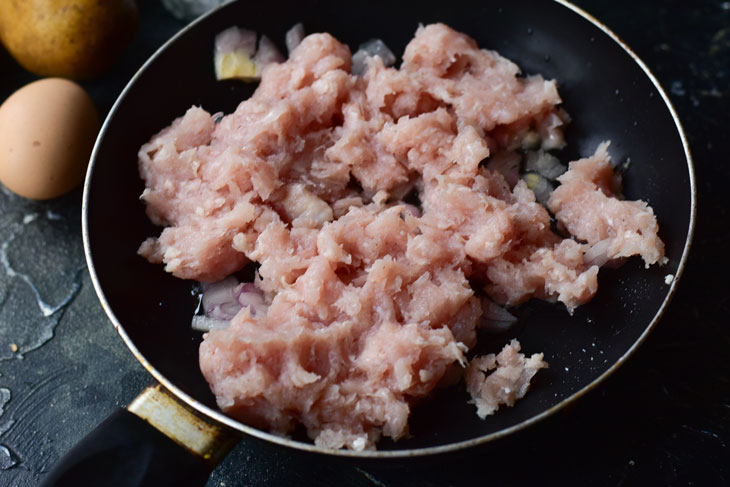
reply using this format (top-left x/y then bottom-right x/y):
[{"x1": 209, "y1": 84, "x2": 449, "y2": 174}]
[{"x1": 0, "y1": 1, "x2": 727, "y2": 486}]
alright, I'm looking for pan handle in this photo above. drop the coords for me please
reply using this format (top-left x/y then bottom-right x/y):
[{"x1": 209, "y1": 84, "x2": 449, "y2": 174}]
[{"x1": 40, "y1": 384, "x2": 239, "y2": 487}]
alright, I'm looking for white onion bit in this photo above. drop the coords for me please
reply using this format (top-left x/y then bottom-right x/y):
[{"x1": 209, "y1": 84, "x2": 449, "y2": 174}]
[
  {"x1": 192, "y1": 315, "x2": 231, "y2": 332},
  {"x1": 522, "y1": 172, "x2": 553, "y2": 206},
  {"x1": 524, "y1": 150, "x2": 566, "y2": 180},
  {"x1": 480, "y1": 297, "x2": 518, "y2": 333},
  {"x1": 193, "y1": 276, "x2": 268, "y2": 331},
  {"x1": 215, "y1": 26, "x2": 257, "y2": 56},
  {"x1": 254, "y1": 35, "x2": 285, "y2": 68},
  {"x1": 285, "y1": 23, "x2": 306, "y2": 54},
  {"x1": 402, "y1": 204, "x2": 422, "y2": 218},
  {"x1": 351, "y1": 38, "x2": 396, "y2": 75},
  {"x1": 201, "y1": 276, "x2": 241, "y2": 320},
  {"x1": 583, "y1": 239, "x2": 612, "y2": 267}
]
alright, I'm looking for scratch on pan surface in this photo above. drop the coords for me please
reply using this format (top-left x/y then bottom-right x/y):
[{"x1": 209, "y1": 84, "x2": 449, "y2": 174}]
[
  {"x1": 355, "y1": 467, "x2": 388, "y2": 487},
  {"x1": 681, "y1": 424, "x2": 727, "y2": 447}
]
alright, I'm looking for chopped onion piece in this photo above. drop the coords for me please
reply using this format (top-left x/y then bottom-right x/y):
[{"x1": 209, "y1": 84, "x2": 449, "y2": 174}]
[
  {"x1": 254, "y1": 35, "x2": 285, "y2": 68},
  {"x1": 583, "y1": 240, "x2": 626, "y2": 269},
  {"x1": 403, "y1": 204, "x2": 422, "y2": 218},
  {"x1": 524, "y1": 150, "x2": 566, "y2": 180},
  {"x1": 193, "y1": 276, "x2": 268, "y2": 331},
  {"x1": 522, "y1": 172, "x2": 553, "y2": 206},
  {"x1": 237, "y1": 284, "x2": 267, "y2": 316},
  {"x1": 215, "y1": 26, "x2": 256, "y2": 56},
  {"x1": 202, "y1": 276, "x2": 242, "y2": 320},
  {"x1": 285, "y1": 23, "x2": 305, "y2": 54},
  {"x1": 360, "y1": 39, "x2": 396, "y2": 66},
  {"x1": 239, "y1": 282, "x2": 259, "y2": 294},
  {"x1": 214, "y1": 27, "x2": 284, "y2": 80},
  {"x1": 351, "y1": 38, "x2": 396, "y2": 75},
  {"x1": 520, "y1": 130, "x2": 541, "y2": 150},
  {"x1": 192, "y1": 315, "x2": 231, "y2": 332},
  {"x1": 538, "y1": 111, "x2": 568, "y2": 150},
  {"x1": 583, "y1": 239, "x2": 612, "y2": 267},
  {"x1": 480, "y1": 296, "x2": 518, "y2": 332}
]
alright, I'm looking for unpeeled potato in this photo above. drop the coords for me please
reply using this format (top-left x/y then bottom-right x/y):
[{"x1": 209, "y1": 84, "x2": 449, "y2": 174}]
[{"x1": 0, "y1": 0, "x2": 138, "y2": 79}]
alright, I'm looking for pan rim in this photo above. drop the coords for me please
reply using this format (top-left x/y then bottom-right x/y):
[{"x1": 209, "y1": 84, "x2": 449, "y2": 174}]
[{"x1": 82, "y1": 0, "x2": 697, "y2": 458}]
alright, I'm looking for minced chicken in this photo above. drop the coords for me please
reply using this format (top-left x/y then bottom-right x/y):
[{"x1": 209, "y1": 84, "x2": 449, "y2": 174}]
[{"x1": 137, "y1": 23, "x2": 664, "y2": 450}]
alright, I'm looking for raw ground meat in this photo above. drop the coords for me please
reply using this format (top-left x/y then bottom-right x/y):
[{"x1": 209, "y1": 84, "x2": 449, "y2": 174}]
[
  {"x1": 138, "y1": 23, "x2": 665, "y2": 450},
  {"x1": 547, "y1": 141, "x2": 665, "y2": 267},
  {"x1": 464, "y1": 339, "x2": 548, "y2": 419}
]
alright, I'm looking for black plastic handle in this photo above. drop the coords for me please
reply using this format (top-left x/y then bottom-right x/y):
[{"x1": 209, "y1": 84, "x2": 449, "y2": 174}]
[{"x1": 40, "y1": 409, "x2": 213, "y2": 487}]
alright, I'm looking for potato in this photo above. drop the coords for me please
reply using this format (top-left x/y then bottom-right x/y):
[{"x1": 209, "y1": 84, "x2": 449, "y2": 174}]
[{"x1": 0, "y1": 0, "x2": 138, "y2": 79}]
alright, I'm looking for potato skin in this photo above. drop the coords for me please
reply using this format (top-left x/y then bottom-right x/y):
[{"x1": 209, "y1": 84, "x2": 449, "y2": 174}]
[{"x1": 0, "y1": 0, "x2": 138, "y2": 79}]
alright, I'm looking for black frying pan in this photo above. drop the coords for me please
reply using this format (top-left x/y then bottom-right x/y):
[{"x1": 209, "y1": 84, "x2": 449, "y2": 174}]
[{"x1": 42, "y1": 0, "x2": 695, "y2": 484}]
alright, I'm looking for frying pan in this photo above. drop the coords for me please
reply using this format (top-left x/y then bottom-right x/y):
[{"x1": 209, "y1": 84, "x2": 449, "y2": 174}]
[{"x1": 40, "y1": 0, "x2": 695, "y2": 484}]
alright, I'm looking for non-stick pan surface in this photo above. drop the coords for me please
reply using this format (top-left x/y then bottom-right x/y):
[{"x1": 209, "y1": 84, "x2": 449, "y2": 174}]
[{"x1": 83, "y1": 0, "x2": 694, "y2": 456}]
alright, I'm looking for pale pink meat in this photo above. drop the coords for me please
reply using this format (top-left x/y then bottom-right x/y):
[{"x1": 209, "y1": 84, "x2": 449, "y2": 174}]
[
  {"x1": 401, "y1": 24, "x2": 562, "y2": 133},
  {"x1": 137, "y1": 23, "x2": 664, "y2": 450},
  {"x1": 485, "y1": 240, "x2": 600, "y2": 311},
  {"x1": 138, "y1": 33, "x2": 354, "y2": 281},
  {"x1": 200, "y1": 203, "x2": 475, "y2": 449},
  {"x1": 465, "y1": 340, "x2": 548, "y2": 418},
  {"x1": 547, "y1": 142, "x2": 665, "y2": 267}
]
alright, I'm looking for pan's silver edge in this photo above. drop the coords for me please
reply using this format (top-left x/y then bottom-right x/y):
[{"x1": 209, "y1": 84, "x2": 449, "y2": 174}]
[{"x1": 82, "y1": 0, "x2": 698, "y2": 459}]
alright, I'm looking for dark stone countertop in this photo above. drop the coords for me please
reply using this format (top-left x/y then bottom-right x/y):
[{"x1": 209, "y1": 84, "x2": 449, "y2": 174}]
[{"x1": 1, "y1": 1, "x2": 728, "y2": 485}]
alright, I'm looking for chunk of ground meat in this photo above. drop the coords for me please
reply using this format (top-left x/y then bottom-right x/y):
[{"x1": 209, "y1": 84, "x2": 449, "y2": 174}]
[
  {"x1": 465, "y1": 339, "x2": 548, "y2": 419},
  {"x1": 199, "y1": 203, "x2": 475, "y2": 450},
  {"x1": 547, "y1": 142, "x2": 665, "y2": 267}
]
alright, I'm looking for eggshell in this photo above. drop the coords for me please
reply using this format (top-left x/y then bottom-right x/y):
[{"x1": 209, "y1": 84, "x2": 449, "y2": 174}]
[{"x1": 0, "y1": 78, "x2": 99, "y2": 199}]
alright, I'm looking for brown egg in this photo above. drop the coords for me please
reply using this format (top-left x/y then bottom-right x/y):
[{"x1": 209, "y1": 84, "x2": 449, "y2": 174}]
[{"x1": 0, "y1": 78, "x2": 99, "y2": 199}]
